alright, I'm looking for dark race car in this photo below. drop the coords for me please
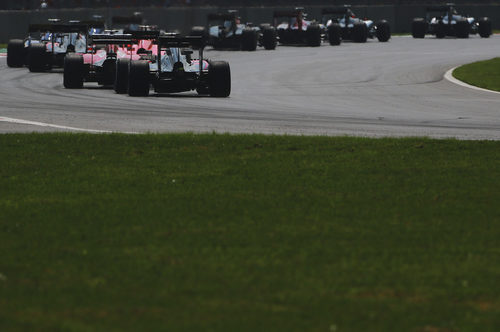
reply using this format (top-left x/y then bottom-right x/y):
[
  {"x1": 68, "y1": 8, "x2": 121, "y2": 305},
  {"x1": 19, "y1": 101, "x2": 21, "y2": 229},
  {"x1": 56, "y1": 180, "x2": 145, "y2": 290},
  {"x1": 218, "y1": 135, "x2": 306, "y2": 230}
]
[
  {"x1": 7, "y1": 20, "x2": 98, "y2": 72},
  {"x1": 321, "y1": 6, "x2": 390, "y2": 45},
  {"x1": 123, "y1": 34, "x2": 231, "y2": 97},
  {"x1": 273, "y1": 8, "x2": 322, "y2": 47},
  {"x1": 191, "y1": 10, "x2": 276, "y2": 51},
  {"x1": 412, "y1": 3, "x2": 492, "y2": 39}
]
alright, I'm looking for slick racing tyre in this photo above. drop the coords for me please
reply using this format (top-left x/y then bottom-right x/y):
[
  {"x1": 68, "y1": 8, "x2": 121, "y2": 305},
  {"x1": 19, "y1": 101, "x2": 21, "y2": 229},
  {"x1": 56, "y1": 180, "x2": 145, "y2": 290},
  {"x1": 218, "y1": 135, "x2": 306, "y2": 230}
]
[
  {"x1": 262, "y1": 26, "x2": 277, "y2": 50},
  {"x1": 114, "y1": 58, "x2": 130, "y2": 94},
  {"x1": 128, "y1": 60, "x2": 150, "y2": 97},
  {"x1": 190, "y1": 26, "x2": 207, "y2": 49},
  {"x1": 352, "y1": 22, "x2": 368, "y2": 43},
  {"x1": 327, "y1": 23, "x2": 341, "y2": 46},
  {"x1": 63, "y1": 53, "x2": 84, "y2": 89},
  {"x1": 435, "y1": 22, "x2": 446, "y2": 39},
  {"x1": 412, "y1": 18, "x2": 427, "y2": 38},
  {"x1": 376, "y1": 20, "x2": 391, "y2": 42},
  {"x1": 478, "y1": 17, "x2": 492, "y2": 38},
  {"x1": 208, "y1": 61, "x2": 231, "y2": 97},
  {"x1": 28, "y1": 43, "x2": 47, "y2": 72},
  {"x1": 7, "y1": 39, "x2": 25, "y2": 68},
  {"x1": 306, "y1": 24, "x2": 322, "y2": 47},
  {"x1": 241, "y1": 28, "x2": 258, "y2": 51},
  {"x1": 455, "y1": 18, "x2": 470, "y2": 38}
]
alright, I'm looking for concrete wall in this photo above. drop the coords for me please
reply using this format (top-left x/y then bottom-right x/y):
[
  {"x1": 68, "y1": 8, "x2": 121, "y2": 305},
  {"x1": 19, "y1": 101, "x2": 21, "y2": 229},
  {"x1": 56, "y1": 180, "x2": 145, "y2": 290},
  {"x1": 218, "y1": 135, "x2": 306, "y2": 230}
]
[{"x1": 1, "y1": 5, "x2": 499, "y2": 43}]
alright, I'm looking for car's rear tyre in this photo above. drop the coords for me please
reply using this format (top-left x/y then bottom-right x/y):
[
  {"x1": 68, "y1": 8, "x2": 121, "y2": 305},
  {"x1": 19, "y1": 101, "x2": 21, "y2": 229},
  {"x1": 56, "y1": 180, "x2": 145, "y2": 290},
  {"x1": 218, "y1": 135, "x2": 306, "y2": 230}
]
[
  {"x1": 262, "y1": 26, "x2": 277, "y2": 50},
  {"x1": 352, "y1": 22, "x2": 368, "y2": 43},
  {"x1": 28, "y1": 43, "x2": 47, "y2": 72},
  {"x1": 435, "y1": 22, "x2": 446, "y2": 39},
  {"x1": 208, "y1": 61, "x2": 231, "y2": 97},
  {"x1": 128, "y1": 60, "x2": 150, "y2": 97},
  {"x1": 190, "y1": 26, "x2": 207, "y2": 49},
  {"x1": 412, "y1": 18, "x2": 427, "y2": 38},
  {"x1": 63, "y1": 53, "x2": 84, "y2": 89},
  {"x1": 241, "y1": 28, "x2": 258, "y2": 51},
  {"x1": 478, "y1": 17, "x2": 492, "y2": 38},
  {"x1": 327, "y1": 24, "x2": 341, "y2": 46},
  {"x1": 306, "y1": 24, "x2": 322, "y2": 47},
  {"x1": 115, "y1": 58, "x2": 130, "y2": 94},
  {"x1": 455, "y1": 18, "x2": 469, "y2": 38},
  {"x1": 7, "y1": 39, "x2": 25, "y2": 68},
  {"x1": 376, "y1": 20, "x2": 391, "y2": 42}
]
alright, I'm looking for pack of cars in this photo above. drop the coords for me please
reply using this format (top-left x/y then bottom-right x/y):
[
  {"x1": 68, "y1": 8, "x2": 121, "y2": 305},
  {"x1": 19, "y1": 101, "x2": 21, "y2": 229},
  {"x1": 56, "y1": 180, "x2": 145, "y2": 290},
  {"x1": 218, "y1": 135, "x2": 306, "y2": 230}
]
[
  {"x1": 5, "y1": 5, "x2": 495, "y2": 99},
  {"x1": 7, "y1": 20, "x2": 95, "y2": 72},
  {"x1": 412, "y1": 3, "x2": 492, "y2": 39},
  {"x1": 192, "y1": 10, "x2": 277, "y2": 51},
  {"x1": 273, "y1": 8, "x2": 322, "y2": 47},
  {"x1": 321, "y1": 6, "x2": 391, "y2": 44}
]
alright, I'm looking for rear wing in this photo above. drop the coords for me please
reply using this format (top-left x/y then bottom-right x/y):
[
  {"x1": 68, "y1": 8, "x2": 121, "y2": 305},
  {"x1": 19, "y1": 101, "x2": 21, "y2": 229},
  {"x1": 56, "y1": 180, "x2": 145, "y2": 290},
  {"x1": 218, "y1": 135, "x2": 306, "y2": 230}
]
[
  {"x1": 126, "y1": 30, "x2": 161, "y2": 41},
  {"x1": 159, "y1": 35, "x2": 204, "y2": 49},
  {"x1": 89, "y1": 34, "x2": 133, "y2": 45},
  {"x1": 28, "y1": 23, "x2": 89, "y2": 33}
]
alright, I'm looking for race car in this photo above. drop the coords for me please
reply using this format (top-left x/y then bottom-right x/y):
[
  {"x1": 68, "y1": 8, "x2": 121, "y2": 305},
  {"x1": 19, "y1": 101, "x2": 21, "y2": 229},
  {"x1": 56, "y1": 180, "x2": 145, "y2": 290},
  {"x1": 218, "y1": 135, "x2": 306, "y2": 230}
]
[
  {"x1": 412, "y1": 4, "x2": 492, "y2": 38},
  {"x1": 191, "y1": 10, "x2": 277, "y2": 51},
  {"x1": 7, "y1": 20, "x2": 103, "y2": 72},
  {"x1": 63, "y1": 30, "x2": 159, "y2": 91},
  {"x1": 122, "y1": 34, "x2": 230, "y2": 97},
  {"x1": 273, "y1": 8, "x2": 322, "y2": 47},
  {"x1": 321, "y1": 6, "x2": 391, "y2": 44}
]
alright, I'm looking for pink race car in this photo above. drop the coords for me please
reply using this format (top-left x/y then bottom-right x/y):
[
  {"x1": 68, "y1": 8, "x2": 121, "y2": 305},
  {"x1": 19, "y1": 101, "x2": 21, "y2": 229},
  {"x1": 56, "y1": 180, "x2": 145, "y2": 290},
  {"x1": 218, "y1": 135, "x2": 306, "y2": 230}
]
[{"x1": 63, "y1": 30, "x2": 159, "y2": 91}]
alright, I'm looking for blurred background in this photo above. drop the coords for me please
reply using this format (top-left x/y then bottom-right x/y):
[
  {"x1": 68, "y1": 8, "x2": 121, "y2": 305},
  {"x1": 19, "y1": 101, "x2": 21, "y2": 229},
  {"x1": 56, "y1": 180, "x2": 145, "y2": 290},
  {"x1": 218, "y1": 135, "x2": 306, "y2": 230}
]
[
  {"x1": 1, "y1": 1, "x2": 498, "y2": 10},
  {"x1": 1, "y1": 1, "x2": 498, "y2": 42}
]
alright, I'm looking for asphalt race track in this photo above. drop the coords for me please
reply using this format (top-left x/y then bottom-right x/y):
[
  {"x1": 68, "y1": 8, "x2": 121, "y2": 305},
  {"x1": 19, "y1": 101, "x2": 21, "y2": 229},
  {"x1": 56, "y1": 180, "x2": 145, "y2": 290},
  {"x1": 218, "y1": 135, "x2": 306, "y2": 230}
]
[{"x1": 1, "y1": 36, "x2": 500, "y2": 139}]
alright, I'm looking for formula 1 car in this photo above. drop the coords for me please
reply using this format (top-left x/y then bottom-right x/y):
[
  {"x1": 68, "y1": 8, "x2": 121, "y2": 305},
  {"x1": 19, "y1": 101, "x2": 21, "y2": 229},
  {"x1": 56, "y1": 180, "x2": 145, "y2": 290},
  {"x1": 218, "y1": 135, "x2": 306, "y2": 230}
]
[
  {"x1": 64, "y1": 33, "x2": 132, "y2": 89},
  {"x1": 7, "y1": 20, "x2": 93, "y2": 71},
  {"x1": 321, "y1": 6, "x2": 390, "y2": 44},
  {"x1": 412, "y1": 3, "x2": 492, "y2": 38},
  {"x1": 122, "y1": 34, "x2": 230, "y2": 97},
  {"x1": 64, "y1": 30, "x2": 160, "y2": 91},
  {"x1": 191, "y1": 10, "x2": 277, "y2": 51},
  {"x1": 273, "y1": 8, "x2": 322, "y2": 47}
]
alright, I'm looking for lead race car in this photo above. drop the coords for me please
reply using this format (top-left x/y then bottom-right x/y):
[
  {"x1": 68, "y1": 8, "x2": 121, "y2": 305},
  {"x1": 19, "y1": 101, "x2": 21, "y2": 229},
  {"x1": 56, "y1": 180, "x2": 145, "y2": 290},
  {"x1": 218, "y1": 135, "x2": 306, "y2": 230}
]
[
  {"x1": 321, "y1": 5, "x2": 390, "y2": 44},
  {"x1": 122, "y1": 34, "x2": 231, "y2": 97},
  {"x1": 7, "y1": 20, "x2": 94, "y2": 72},
  {"x1": 191, "y1": 10, "x2": 276, "y2": 51},
  {"x1": 412, "y1": 3, "x2": 492, "y2": 38},
  {"x1": 273, "y1": 8, "x2": 322, "y2": 47}
]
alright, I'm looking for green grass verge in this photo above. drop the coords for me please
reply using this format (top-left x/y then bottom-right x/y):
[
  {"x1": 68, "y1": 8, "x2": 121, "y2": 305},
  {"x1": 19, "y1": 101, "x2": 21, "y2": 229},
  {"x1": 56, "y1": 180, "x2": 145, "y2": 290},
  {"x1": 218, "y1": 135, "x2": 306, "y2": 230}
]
[
  {"x1": 1, "y1": 133, "x2": 500, "y2": 331},
  {"x1": 453, "y1": 57, "x2": 500, "y2": 92}
]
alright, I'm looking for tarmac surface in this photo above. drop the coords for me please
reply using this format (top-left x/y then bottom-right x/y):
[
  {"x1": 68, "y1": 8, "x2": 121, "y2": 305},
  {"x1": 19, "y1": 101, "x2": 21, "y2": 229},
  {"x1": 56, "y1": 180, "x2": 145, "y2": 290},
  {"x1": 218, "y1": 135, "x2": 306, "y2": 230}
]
[{"x1": 1, "y1": 35, "x2": 499, "y2": 139}]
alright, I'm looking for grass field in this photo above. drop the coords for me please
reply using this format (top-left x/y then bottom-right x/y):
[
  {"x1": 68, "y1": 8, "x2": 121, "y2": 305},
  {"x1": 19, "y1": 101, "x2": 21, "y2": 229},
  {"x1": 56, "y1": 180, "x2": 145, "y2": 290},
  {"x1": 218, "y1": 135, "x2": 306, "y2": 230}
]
[
  {"x1": 453, "y1": 57, "x2": 500, "y2": 92},
  {"x1": 1, "y1": 133, "x2": 499, "y2": 331}
]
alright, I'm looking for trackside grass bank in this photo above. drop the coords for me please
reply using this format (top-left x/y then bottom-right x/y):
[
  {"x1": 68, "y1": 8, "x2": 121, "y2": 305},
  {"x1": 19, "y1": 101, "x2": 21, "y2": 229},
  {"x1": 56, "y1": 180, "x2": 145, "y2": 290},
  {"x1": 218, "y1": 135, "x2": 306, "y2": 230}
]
[
  {"x1": 1, "y1": 133, "x2": 499, "y2": 331},
  {"x1": 453, "y1": 57, "x2": 500, "y2": 92}
]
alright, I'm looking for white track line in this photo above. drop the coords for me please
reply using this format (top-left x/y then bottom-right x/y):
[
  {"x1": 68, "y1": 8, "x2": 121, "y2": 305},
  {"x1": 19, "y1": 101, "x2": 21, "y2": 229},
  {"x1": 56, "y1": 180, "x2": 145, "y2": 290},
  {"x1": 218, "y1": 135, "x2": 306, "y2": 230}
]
[
  {"x1": 0, "y1": 116, "x2": 115, "y2": 133},
  {"x1": 444, "y1": 67, "x2": 500, "y2": 95}
]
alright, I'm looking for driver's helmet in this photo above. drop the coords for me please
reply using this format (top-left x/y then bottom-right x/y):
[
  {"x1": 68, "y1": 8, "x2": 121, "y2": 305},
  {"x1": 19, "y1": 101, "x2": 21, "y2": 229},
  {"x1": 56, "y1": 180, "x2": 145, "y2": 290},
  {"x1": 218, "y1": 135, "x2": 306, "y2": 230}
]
[{"x1": 223, "y1": 20, "x2": 232, "y2": 29}]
